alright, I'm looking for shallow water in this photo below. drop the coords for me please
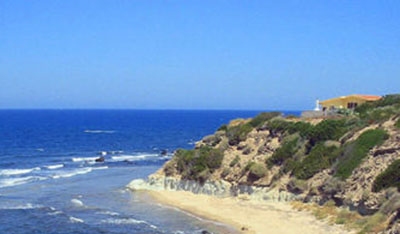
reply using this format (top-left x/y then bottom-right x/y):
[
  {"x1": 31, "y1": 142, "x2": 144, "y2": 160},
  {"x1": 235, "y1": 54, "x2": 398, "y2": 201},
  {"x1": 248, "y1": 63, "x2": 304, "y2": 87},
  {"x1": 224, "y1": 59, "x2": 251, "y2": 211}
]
[{"x1": 0, "y1": 110, "x2": 299, "y2": 233}]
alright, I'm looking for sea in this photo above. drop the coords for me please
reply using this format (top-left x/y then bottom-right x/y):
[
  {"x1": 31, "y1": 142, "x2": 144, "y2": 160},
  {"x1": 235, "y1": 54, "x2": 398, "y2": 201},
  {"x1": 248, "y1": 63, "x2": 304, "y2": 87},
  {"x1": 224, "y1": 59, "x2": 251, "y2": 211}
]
[{"x1": 0, "y1": 110, "x2": 299, "y2": 234}]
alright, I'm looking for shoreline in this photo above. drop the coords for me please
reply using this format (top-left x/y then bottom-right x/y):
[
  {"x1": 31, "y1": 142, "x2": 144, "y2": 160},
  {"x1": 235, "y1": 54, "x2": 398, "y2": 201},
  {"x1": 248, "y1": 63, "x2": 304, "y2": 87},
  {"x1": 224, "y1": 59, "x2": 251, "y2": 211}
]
[{"x1": 144, "y1": 189, "x2": 354, "y2": 234}]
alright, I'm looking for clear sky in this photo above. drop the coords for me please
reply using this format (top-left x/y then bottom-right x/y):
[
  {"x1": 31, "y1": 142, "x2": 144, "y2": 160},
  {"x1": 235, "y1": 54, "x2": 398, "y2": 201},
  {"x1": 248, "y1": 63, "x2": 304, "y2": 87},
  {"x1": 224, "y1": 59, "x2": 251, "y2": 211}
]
[{"x1": 1, "y1": 0, "x2": 399, "y2": 110}]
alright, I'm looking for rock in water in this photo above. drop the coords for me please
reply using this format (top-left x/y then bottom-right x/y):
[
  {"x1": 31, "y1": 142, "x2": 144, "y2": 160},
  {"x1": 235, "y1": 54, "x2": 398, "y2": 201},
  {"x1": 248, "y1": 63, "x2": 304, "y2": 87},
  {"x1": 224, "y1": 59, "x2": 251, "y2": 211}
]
[
  {"x1": 160, "y1": 149, "x2": 168, "y2": 156},
  {"x1": 95, "y1": 156, "x2": 105, "y2": 162}
]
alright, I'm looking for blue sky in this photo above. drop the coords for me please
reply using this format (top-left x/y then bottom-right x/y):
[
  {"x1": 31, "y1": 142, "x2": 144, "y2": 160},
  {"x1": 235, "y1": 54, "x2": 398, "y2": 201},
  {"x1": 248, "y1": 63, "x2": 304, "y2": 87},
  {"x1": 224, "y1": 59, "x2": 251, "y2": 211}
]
[{"x1": 0, "y1": 1, "x2": 399, "y2": 110}]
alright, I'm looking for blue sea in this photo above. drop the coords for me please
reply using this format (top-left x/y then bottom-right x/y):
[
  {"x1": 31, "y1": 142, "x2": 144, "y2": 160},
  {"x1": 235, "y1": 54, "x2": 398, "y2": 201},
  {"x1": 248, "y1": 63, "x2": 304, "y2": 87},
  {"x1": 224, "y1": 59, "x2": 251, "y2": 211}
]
[{"x1": 0, "y1": 110, "x2": 299, "y2": 234}]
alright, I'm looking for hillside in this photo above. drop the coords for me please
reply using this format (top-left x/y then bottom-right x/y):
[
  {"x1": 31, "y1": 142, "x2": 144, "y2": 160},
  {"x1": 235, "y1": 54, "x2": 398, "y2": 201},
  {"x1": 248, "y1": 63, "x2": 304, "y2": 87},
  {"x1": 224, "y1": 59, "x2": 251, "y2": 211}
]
[{"x1": 142, "y1": 94, "x2": 400, "y2": 233}]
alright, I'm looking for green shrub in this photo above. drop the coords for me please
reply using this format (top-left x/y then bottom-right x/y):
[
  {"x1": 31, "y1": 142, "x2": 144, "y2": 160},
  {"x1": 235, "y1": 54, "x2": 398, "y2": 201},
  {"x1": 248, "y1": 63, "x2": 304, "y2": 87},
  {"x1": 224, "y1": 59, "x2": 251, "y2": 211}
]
[
  {"x1": 372, "y1": 159, "x2": 400, "y2": 192},
  {"x1": 266, "y1": 137, "x2": 299, "y2": 167},
  {"x1": 217, "y1": 124, "x2": 228, "y2": 132},
  {"x1": 248, "y1": 163, "x2": 267, "y2": 180},
  {"x1": 307, "y1": 119, "x2": 347, "y2": 146},
  {"x1": 395, "y1": 118, "x2": 400, "y2": 129},
  {"x1": 163, "y1": 160, "x2": 177, "y2": 176},
  {"x1": 221, "y1": 168, "x2": 231, "y2": 178},
  {"x1": 229, "y1": 155, "x2": 240, "y2": 167},
  {"x1": 287, "y1": 121, "x2": 313, "y2": 137},
  {"x1": 266, "y1": 119, "x2": 293, "y2": 134},
  {"x1": 335, "y1": 129, "x2": 389, "y2": 180},
  {"x1": 244, "y1": 161, "x2": 256, "y2": 171},
  {"x1": 226, "y1": 123, "x2": 253, "y2": 145},
  {"x1": 174, "y1": 146, "x2": 224, "y2": 183},
  {"x1": 249, "y1": 112, "x2": 281, "y2": 128},
  {"x1": 175, "y1": 149, "x2": 196, "y2": 175},
  {"x1": 293, "y1": 144, "x2": 340, "y2": 180}
]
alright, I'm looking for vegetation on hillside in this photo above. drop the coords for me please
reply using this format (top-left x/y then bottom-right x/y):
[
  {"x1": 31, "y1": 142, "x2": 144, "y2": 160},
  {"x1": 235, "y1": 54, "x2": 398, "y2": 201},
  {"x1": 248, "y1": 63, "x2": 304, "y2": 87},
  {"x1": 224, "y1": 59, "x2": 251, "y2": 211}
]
[
  {"x1": 334, "y1": 129, "x2": 388, "y2": 179},
  {"x1": 160, "y1": 94, "x2": 400, "y2": 233},
  {"x1": 164, "y1": 146, "x2": 224, "y2": 184},
  {"x1": 293, "y1": 143, "x2": 340, "y2": 180},
  {"x1": 166, "y1": 95, "x2": 399, "y2": 185},
  {"x1": 372, "y1": 159, "x2": 400, "y2": 192}
]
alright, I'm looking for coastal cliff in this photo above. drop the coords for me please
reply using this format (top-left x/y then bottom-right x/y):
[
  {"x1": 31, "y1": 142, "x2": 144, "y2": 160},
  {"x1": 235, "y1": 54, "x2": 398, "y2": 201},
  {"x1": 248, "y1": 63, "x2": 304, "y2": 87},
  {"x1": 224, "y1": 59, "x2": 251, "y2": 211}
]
[{"x1": 128, "y1": 94, "x2": 400, "y2": 233}]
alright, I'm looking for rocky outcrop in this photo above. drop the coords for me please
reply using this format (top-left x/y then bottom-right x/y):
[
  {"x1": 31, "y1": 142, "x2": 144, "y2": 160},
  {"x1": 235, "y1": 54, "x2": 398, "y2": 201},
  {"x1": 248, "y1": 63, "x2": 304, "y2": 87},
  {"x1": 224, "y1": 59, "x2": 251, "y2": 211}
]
[
  {"x1": 336, "y1": 131, "x2": 400, "y2": 215},
  {"x1": 127, "y1": 175, "x2": 299, "y2": 202}
]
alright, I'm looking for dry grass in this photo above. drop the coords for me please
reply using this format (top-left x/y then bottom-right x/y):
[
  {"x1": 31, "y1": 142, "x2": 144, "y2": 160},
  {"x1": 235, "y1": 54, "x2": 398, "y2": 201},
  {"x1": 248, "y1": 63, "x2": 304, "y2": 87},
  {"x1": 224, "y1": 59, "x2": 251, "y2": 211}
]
[{"x1": 291, "y1": 201, "x2": 389, "y2": 233}]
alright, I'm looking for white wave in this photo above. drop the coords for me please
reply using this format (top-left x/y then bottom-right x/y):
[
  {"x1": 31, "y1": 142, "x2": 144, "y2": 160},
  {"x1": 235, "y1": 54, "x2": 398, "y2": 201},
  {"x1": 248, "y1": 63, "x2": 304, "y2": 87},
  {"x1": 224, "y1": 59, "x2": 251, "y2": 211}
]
[
  {"x1": 0, "y1": 203, "x2": 44, "y2": 210},
  {"x1": 51, "y1": 168, "x2": 92, "y2": 179},
  {"x1": 110, "y1": 154, "x2": 159, "y2": 162},
  {"x1": 96, "y1": 210, "x2": 120, "y2": 216},
  {"x1": 72, "y1": 157, "x2": 98, "y2": 162},
  {"x1": 69, "y1": 216, "x2": 84, "y2": 223},
  {"x1": 84, "y1": 130, "x2": 115, "y2": 134},
  {"x1": 48, "y1": 210, "x2": 63, "y2": 216},
  {"x1": 92, "y1": 166, "x2": 108, "y2": 170},
  {"x1": 101, "y1": 218, "x2": 157, "y2": 229},
  {"x1": 45, "y1": 164, "x2": 64, "y2": 170},
  {"x1": 0, "y1": 167, "x2": 41, "y2": 176},
  {"x1": 0, "y1": 176, "x2": 46, "y2": 188},
  {"x1": 71, "y1": 198, "x2": 84, "y2": 207}
]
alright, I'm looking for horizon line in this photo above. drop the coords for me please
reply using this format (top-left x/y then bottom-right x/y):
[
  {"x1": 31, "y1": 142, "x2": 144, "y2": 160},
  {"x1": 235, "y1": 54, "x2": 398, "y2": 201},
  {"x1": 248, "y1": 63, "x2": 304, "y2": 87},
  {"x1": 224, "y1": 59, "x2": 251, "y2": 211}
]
[{"x1": 0, "y1": 108, "x2": 304, "y2": 112}]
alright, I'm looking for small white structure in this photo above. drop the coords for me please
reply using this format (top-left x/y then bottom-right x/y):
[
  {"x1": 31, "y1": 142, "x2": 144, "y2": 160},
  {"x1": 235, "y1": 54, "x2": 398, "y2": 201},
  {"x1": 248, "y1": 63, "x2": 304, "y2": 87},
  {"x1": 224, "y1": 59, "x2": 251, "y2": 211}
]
[{"x1": 314, "y1": 99, "x2": 320, "y2": 111}]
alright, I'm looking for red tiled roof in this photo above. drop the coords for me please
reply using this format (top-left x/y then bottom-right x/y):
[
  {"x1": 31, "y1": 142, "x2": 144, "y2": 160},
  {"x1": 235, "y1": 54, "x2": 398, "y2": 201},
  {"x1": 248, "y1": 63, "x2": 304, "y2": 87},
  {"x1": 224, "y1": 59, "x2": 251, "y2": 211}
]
[{"x1": 353, "y1": 94, "x2": 382, "y2": 101}]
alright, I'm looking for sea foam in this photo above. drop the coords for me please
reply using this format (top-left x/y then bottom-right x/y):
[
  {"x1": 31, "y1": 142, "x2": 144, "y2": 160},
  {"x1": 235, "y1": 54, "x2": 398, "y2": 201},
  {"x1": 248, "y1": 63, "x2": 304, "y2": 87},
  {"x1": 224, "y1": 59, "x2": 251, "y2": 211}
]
[
  {"x1": 69, "y1": 216, "x2": 84, "y2": 223},
  {"x1": 52, "y1": 168, "x2": 93, "y2": 179},
  {"x1": 45, "y1": 164, "x2": 64, "y2": 170},
  {"x1": 0, "y1": 167, "x2": 41, "y2": 176},
  {"x1": 101, "y1": 218, "x2": 157, "y2": 229},
  {"x1": 0, "y1": 176, "x2": 46, "y2": 188},
  {"x1": 0, "y1": 203, "x2": 44, "y2": 210},
  {"x1": 72, "y1": 157, "x2": 98, "y2": 162},
  {"x1": 110, "y1": 154, "x2": 159, "y2": 162}
]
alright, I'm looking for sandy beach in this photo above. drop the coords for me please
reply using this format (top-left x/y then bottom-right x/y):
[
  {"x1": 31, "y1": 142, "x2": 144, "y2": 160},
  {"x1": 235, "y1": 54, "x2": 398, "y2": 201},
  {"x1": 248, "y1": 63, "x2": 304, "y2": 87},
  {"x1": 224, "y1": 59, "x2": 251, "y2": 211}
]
[{"x1": 146, "y1": 190, "x2": 353, "y2": 234}]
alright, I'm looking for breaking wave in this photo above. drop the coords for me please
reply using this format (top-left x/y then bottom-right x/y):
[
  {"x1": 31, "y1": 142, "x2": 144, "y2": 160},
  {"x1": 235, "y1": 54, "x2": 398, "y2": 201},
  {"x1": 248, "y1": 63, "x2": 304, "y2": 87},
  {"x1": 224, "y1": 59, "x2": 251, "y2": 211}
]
[
  {"x1": 101, "y1": 218, "x2": 157, "y2": 229},
  {"x1": 0, "y1": 176, "x2": 46, "y2": 188},
  {"x1": 45, "y1": 164, "x2": 64, "y2": 170},
  {"x1": 0, "y1": 167, "x2": 41, "y2": 176}
]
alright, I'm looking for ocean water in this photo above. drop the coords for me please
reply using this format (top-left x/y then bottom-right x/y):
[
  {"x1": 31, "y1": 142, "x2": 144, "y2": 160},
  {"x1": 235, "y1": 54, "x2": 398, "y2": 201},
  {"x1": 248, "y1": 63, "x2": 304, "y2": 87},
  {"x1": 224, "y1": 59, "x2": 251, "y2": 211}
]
[{"x1": 0, "y1": 110, "x2": 298, "y2": 234}]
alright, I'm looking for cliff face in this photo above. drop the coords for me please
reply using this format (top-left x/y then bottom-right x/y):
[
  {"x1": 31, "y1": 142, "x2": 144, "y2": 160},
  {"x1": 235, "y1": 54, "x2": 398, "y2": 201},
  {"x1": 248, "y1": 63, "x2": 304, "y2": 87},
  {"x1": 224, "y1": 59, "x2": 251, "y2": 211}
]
[{"x1": 130, "y1": 95, "x2": 400, "y2": 233}]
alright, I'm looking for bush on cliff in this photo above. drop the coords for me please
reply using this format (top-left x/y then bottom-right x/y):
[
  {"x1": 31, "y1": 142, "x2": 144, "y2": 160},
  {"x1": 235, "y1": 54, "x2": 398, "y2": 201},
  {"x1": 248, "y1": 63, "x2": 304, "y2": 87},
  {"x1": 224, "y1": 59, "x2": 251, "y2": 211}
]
[
  {"x1": 287, "y1": 121, "x2": 313, "y2": 136},
  {"x1": 248, "y1": 162, "x2": 267, "y2": 181},
  {"x1": 217, "y1": 124, "x2": 228, "y2": 132},
  {"x1": 293, "y1": 143, "x2": 340, "y2": 180},
  {"x1": 229, "y1": 155, "x2": 240, "y2": 167},
  {"x1": 265, "y1": 119, "x2": 292, "y2": 134},
  {"x1": 226, "y1": 122, "x2": 253, "y2": 145},
  {"x1": 174, "y1": 146, "x2": 224, "y2": 183},
  {"x1": 249, "y1": 112, "x2": 281, "y2": 129},
  {"x1": 334, "y1": 129, "x2": 389, "y2": 180},
  {"x1": 306, "y1": 119, "x2": 347, "y2": 147},
  {"x1": 266, "y1": 137, "x2": 299, "y2": 167},
  {"x1": 395, "y1": 118, "x2": 400, "y2": 129},
  {"x1": 372, "y1": 159, "x2": 400, "y2": 192}
]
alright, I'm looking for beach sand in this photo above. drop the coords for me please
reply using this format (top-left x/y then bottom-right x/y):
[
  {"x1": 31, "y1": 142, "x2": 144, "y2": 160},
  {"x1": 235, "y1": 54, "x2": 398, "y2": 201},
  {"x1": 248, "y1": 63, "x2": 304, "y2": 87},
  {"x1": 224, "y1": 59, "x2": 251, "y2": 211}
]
[{"x1": 146, "y1": 190, "x2": 353, "y2": 234}]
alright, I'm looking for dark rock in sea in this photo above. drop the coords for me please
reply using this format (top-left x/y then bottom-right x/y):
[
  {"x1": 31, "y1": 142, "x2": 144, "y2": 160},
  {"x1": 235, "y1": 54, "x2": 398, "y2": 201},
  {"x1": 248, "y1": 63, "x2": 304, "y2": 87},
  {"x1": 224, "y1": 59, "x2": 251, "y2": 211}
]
[
  {"x1": 201, "y1": 230, "x2": 211, "y2": 234},
  {"x1": 124, "y1": 160, "x2": 134, "y2": 164},
  {"x1": 160, "y1": 149, "x2": 168, "y2": 156},
  {"x1": 95, "y1": 156, "x2": 105, "y2": 162}
]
